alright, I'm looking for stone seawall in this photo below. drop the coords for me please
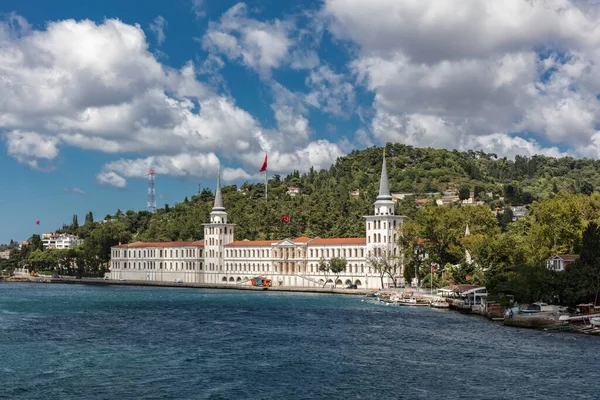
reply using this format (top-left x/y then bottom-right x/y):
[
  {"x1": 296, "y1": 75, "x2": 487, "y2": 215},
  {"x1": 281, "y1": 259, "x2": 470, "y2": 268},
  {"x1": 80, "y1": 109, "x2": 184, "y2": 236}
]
[{"x1": 4, "y1": 276, "x2": 374, "y2": 296}]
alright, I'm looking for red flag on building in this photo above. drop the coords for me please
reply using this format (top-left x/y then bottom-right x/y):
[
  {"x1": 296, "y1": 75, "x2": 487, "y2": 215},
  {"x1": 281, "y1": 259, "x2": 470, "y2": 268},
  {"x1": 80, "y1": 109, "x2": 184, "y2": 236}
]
[
  {"x1": 259, "y1": 153, "x2": 268, "y2": 172},
  {"x1": 281, "y1": 215, "x2": 290, "y2": 223},
  {"x1": 36, "y1": 220, "x2": 40, "y2": 225}
]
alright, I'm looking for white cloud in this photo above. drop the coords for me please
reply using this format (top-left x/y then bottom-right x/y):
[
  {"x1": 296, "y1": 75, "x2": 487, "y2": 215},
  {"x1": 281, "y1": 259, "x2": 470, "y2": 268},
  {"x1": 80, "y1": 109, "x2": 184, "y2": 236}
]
[
  {"x1": 5, "y1": 131, "x2": 60, "y2": 170},
  {"x1": 191, "y1": 0, "x2": 205, "y2": 19},
  {"x1": 0, "y1": 15, "x2": 344, "y2": 187},
  {"x1": 64, "y1": 187, "x2": 86, "y2": 194},
  {"x1": 304, "y1": 65, "x2": 355, "y2": 116},
  {"x1": 322, "y1": 0, "x2": 600, "y2": 158},
  {"x1": 97, "y1": 153, "x2": 260, "y2": 187},
  {"x1": 149, "y1": 16, "x2": 167, "y2": 46},
  {"x1": 97, "y1": 171, "x2": 127, "y2": 189},
  {"x1": 202, "y1": 3, "x2": 316, "y2": 77}
]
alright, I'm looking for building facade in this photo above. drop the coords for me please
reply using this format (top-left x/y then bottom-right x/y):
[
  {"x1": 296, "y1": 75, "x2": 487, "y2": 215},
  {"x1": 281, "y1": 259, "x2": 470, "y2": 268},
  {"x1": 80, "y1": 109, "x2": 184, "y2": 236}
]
[
  {"x1": 109, "y1": 155, "x2": 405, "y2": 288},
  {"x1": 42, "y1": 234, "x2": 83, "y2": 249}
]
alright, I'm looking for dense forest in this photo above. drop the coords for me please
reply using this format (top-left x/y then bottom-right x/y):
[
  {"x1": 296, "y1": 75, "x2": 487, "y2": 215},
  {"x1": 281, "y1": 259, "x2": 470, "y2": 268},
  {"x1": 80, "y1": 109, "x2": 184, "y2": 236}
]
[{"x1": 5, "y1": 143, "x2": 600, "y2": 305}]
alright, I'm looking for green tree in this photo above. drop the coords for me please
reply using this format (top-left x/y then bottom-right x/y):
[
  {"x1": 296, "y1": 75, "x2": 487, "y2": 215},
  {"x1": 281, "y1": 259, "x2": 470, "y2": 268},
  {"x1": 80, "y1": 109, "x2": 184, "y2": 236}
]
[
  {"x1": 318, "y1": 257, "x2": 330, "y2": 287},
  {"x1": 85, "y1": 211, "x2": 94, "y2": 225},
  {"x1": 459, "y1": 184, "x2": 471, "y2": 201},
  {"x1": 329, "y1": 257, "x2": 347, "y2": 287}
]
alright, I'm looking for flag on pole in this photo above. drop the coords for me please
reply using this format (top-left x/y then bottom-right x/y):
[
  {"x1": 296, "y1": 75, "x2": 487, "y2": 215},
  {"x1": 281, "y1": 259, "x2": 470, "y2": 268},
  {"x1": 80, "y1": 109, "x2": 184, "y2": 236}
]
[
  {"x1": 36, "y1": 220, "x2": 40, "y2": 225},
  {"x1": 281, "y1": 215, "x2": 290, "y2": 223},
  {"x1": 431, "y1": 264, "x2": 435, "y2": 271},
  {"x1": 259, "y1": 153, "x2": 268, "y2": 172}
]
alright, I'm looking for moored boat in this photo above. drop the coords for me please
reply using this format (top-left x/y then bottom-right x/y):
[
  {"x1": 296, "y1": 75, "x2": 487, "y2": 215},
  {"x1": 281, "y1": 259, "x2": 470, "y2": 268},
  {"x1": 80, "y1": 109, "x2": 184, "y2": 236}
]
[
  {"x1": 430, "y1": 301, "x2": 450, "y2": 308},
  {"x1": 397, "y1": 298, "x2": 429, "y2": 306}
]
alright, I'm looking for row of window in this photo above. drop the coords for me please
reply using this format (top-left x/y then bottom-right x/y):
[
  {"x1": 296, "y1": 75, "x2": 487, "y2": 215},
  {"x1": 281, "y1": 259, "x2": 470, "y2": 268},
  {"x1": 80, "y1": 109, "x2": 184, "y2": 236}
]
[
  {"x1": 367, "y1": 219, "x2": 398, "y2": 230},
  {"x1": 219, "y1": 262, "x2": 367, "y2": 274},
  {"x1": 368, "y1": 233, "x2": 398, "y2": 244},
  {"x1": 111, "y1": 248, "x2": 204, "y2": 259},
  {"x1": 223, "y1": 247, "x2": 367, "y2": 259},
  {"x1": 207, "y1": 227, "x2": 231, "y2": 235},
  {"x1": 113, "y1": 245, "x2": 396, "y2": 262},
  {"x1": 113, "y1": 261, "x2": 203, "y2": 271},
  {"x1": 206, "y1": 237, "x2": 223, "y2": 245}
]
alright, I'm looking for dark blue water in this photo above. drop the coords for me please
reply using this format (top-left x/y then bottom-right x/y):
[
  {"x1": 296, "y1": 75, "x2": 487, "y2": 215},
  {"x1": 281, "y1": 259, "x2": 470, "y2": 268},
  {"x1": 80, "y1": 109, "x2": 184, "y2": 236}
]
[{"x1": 0, "y1": 283, "x2": 598, "y2": 399}]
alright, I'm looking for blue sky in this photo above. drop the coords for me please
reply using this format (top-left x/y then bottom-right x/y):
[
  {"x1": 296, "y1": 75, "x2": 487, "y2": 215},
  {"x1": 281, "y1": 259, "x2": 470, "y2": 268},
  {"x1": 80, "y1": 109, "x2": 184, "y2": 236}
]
[{"x1": 1, "y1": 0, "x2": 600, "y2": 243}]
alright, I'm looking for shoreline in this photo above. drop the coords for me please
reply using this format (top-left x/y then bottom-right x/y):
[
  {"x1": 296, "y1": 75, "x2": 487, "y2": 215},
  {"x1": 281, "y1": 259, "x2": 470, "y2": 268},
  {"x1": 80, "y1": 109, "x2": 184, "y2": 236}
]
[
  {"x1": 7, "y1": 276, "x2": 597, "y2": 336},
  {"x1": 1, "y1": 276, "x2": 381, "y2": 296}
]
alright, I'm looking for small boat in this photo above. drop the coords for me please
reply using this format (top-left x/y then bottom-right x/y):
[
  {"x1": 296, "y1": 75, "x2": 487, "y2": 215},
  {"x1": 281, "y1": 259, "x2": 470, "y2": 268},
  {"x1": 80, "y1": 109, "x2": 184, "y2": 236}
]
[
  {"x1": 397, "y1": 298, "x2": 429, "y2": 306},
  {"x1": 430, "y1": 301, "x2": 450, "y2": 308},
  {"x1": 591, "y1": 317, "x2": 600, "y2": 326}
]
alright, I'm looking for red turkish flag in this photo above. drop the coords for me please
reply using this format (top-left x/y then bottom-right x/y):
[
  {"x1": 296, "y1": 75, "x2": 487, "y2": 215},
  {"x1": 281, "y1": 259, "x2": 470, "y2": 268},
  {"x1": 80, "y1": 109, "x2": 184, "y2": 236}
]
[
  {"x1": 281, "y1": 215, "x2": 290, "y2": 223},
  {"x1": 36, "y1": 220, "x2": 40, "y2": 225},
  {"x1": 431, "y1": 265, "x2": 435, "y2": 271},
  {"x1": 259, "y1": 153, "x2": 268, "y2": 172}
]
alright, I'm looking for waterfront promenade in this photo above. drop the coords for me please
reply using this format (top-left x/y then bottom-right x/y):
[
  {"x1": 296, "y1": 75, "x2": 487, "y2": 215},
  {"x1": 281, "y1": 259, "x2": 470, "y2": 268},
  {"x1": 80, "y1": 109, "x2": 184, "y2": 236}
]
[{"x1": 4, "y1": 275, "x2": 441, "y2": 297}]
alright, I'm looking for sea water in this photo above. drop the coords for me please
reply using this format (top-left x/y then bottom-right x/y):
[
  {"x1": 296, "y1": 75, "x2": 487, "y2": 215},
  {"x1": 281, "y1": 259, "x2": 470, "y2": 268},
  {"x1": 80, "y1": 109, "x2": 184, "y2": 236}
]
[{"x1": 0, "y1": 283, "x2": 598, "y2": 399}]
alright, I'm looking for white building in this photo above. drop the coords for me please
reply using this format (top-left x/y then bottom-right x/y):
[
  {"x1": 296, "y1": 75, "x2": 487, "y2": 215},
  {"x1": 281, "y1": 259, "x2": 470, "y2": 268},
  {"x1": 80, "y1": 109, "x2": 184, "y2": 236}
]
[
  {"x1": 42, "y1": 234, "x2": 83, "y2": 249},
  {"x1": 0, "y1": 250, "x2": 11, "y2": 259},
  {"x1": 109, "y1": 154, "x2": 405, "y2": 288},
  {"x1": 286, "y1": 187, "x2": 301, "y2": 197}
]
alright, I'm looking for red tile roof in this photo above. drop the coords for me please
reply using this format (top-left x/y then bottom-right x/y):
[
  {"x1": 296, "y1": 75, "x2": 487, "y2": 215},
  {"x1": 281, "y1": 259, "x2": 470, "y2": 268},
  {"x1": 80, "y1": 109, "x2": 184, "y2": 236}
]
[
  {"x1": 309, "y1": 237, "x2": 366, "y2": 246},
  {"x1": 555, "y1": 254, "x2": 579, "y2": 262},
  {"x1": 114, "y1": 241, "x2": 204, "y2": 248},
  {"x1": 292, "y1": 236, "x2": 312, "y2": 243},
  {"x1": 225, "y1": 240, "x2": 279, "y2": 247}
]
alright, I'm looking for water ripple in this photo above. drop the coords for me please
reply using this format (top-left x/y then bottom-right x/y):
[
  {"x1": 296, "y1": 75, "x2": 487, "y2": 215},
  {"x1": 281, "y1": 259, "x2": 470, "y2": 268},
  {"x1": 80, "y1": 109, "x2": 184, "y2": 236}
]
[{"x1": 0, "y1": 283, "x2": 599, "y2": 399}]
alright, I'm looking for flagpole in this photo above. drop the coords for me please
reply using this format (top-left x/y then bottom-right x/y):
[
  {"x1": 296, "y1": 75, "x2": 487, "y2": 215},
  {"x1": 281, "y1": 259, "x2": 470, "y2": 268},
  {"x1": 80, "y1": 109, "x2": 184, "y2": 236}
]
[{"x1": 265, "y1": 166, "x2": 268, "y2": 200}]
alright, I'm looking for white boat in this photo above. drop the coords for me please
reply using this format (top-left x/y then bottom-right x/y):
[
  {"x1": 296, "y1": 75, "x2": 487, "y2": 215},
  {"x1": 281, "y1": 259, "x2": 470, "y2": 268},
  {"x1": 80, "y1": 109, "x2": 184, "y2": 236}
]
[
  {"x1": 397, "y1": 298, "x2": 429, "y2": 306},
  {"x1": 430, "y1": 301, "x2": 450, "y2": 308},
  {"x1": 591, "y1": 317, "x2": 600, "y2": 326}
]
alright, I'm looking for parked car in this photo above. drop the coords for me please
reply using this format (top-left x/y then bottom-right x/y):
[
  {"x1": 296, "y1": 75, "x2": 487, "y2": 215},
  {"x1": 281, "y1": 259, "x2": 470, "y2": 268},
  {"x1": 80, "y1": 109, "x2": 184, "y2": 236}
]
[{"x1": 346, "y1": 284, "x2": 358, "y2": 289}]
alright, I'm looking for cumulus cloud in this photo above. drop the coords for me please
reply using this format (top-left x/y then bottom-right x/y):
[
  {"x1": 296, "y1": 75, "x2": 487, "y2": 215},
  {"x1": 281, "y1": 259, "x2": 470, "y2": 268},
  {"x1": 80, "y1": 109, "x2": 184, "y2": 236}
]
[
  {"x1": 202, "y1": 3, "x2": 316, "y2": 77},
  {"x1": 97, "y1": 153, "x2": 262, "y2": 187},
  {"x1": 97, "y1": 171, "x2": 127, "y2": 189},
  {"x1": 322, "y1": 0, "x2": 600, "y2": 158},
  {"x1": 5, "y1": 131, "x2": 60, "y2": 170},
  {"x1": 0, "y1": 15, "x2": 344, "y2": 187}
]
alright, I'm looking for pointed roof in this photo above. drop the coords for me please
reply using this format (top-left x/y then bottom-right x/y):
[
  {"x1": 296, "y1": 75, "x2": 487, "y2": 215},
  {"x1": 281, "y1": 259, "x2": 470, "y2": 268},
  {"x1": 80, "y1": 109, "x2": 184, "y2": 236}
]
[
  {"x1": 213, "y1": 168, "x2": 225, "y2": 211},
  {"x1": 377, "y1": 147, "x2": 392, "y2": 201},
  {"x1": 465, "y1": 224, "x2": 470, "y2": 236}
]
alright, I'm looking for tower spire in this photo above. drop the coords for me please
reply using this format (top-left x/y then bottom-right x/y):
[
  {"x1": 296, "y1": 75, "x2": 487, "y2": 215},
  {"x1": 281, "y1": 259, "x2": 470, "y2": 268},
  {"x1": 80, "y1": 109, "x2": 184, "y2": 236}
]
[
  {"x1": 213, "y1": 167, "x2": 225, "y2": 211},
  {"x1": 377, "y1": 146, "x2": 392, "y2": 201}
]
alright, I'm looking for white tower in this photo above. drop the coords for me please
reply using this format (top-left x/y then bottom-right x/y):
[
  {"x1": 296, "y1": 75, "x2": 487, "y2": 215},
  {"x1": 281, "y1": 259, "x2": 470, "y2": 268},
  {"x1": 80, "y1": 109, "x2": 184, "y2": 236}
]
[
  {"x1": 203, "y1": 170, "x2": 235, "y2": 284},
  {"x1": 365, "y1": 149, "x2": 405, "y2": 288}
]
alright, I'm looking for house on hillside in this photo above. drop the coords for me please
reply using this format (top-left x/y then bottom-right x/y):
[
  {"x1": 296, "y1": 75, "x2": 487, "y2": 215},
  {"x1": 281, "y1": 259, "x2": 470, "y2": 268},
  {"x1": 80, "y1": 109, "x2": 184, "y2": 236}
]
[
  {"x1": 547, "y1": 254, "x2": 579, "y2": 272},
  {"x1": 286, "y1": 187, "x2": 301, "y2": 197},
  {"x1": 511, "y1": 206, "x2": 527, "y2": 221}
]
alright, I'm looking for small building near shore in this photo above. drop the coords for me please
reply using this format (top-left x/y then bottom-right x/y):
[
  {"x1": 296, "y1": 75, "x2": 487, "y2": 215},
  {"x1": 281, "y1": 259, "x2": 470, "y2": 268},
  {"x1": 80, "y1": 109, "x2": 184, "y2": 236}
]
[
  {"x1": 547, "y1": 254, "x2": 579, "y2": 272},
  {"x1": 438, "y1": 284, "x2": 488, "y2": 306}
]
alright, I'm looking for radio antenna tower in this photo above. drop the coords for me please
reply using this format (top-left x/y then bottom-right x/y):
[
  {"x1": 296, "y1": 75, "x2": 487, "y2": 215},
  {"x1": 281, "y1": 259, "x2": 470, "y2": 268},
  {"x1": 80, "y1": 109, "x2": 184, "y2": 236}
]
[{"x1": 147, "y1": 167, "x2": 156, "y2": 213}]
